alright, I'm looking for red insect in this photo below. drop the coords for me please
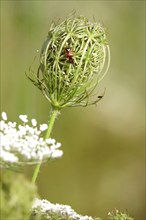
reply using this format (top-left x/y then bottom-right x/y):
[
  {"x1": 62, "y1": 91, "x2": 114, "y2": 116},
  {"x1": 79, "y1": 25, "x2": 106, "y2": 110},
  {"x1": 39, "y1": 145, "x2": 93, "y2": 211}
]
[{"x1": 65, "y1": 48, "x2": 74, "y2": 63}]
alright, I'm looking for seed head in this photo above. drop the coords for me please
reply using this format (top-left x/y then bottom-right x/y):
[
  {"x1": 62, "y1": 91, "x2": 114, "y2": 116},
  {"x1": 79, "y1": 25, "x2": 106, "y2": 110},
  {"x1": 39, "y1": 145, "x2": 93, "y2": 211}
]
[{"x1": 27, "y1": 14, "x2": 110, "y2": 109}]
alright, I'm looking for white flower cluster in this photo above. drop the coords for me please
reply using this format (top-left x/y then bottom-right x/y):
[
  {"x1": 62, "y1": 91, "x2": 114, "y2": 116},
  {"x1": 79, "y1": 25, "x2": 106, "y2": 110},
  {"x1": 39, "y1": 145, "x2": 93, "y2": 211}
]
[
  {"x1": 32, "y1": 199, "x2": 97, "y2": 220},
  {"x1": 0, "y1": 112, "x2": 63, "y2": 167}
]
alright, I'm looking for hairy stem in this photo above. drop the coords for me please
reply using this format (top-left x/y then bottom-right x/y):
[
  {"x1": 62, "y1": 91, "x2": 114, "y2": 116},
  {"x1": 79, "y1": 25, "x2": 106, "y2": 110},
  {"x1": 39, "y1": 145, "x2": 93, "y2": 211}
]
[{"x1": 32, "y1": 107, "x2": 60, "y2": 184}]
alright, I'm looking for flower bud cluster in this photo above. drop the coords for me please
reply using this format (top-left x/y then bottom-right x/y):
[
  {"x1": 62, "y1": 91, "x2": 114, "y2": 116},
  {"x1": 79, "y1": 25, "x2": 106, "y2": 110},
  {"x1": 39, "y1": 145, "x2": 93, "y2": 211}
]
[
  {"x1": 31, "y1": 199, "x2": 97, "y2": 220},
  {"x1": 0, "y1": 112, "x2": 63, "y2": 168}
]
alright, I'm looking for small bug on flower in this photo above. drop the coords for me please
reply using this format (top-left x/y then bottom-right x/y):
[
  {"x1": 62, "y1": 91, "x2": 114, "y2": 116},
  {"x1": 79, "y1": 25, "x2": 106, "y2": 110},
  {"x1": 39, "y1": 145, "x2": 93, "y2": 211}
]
[{"x1": 65, "y1": 48, "x2": 74, "y2": 63}]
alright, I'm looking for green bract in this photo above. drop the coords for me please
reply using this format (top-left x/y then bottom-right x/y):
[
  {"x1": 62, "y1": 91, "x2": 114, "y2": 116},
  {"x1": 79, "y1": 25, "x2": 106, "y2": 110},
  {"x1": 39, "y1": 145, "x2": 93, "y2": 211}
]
[{"x1": 27, "y1": 14, "x2": 110, "y2": 109}]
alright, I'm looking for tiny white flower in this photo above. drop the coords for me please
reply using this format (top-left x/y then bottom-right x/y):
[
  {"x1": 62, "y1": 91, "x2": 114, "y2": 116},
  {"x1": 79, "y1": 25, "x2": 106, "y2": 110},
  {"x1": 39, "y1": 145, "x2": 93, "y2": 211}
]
[
  {"x1": 46, "y1": 138, "x2": 55, "y2": 144},
  {"x1": 51, "y1": 150, "x2": 63, "y2": 158},
  {"x1": 8, "y1": 122, "x2": 16, "y2": 128},
  {"x1": 0, "y1": 121, "x2": 5, "y2": 131},
  {"x1": 18, "y1": 125, "x2": 26, "y2": 136},
  {"x1": 31, "y1": 118, "x2": 37, "y2": 127},
  {"x1": 55, "y1": 142, "x2": 61, "y2": 148},
  {"x1": 0, "y1": 150, "x2": 18, "y2": 163},
  {"x1": 25, "y1": 125, "x2": 35, "y2": 135},
  {"x1": 45, "y1": 138, "x2": 51, "y2": 144},
  {"x1": 19, "y1": 115, "x2": 28, "y2": 123},
  {"x1": 2, "y1": 112, "x2": 7, "y2": 121},
  {"x1": 39, "y1": 124, "x2": 48, "y2": 131}
]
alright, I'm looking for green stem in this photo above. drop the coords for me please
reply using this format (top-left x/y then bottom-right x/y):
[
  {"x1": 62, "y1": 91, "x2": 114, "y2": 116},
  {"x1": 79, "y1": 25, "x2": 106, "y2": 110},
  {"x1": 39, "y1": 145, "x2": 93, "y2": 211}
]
[{"x1": 31, "y1": 106, "x2": 60, "y2": 184}]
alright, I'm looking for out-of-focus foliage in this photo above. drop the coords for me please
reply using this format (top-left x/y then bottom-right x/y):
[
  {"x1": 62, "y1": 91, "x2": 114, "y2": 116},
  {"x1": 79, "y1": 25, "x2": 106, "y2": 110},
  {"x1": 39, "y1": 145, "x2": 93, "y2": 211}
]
[
  {"x1": 108, "y1": 210, "x2": 134, "y2": 220},
  {"x1": 0, "y1": 171, "x2": 38, "y2": 220},
  {"x1": 1, "y1": 1, "x2": 145, "y2": 220}
]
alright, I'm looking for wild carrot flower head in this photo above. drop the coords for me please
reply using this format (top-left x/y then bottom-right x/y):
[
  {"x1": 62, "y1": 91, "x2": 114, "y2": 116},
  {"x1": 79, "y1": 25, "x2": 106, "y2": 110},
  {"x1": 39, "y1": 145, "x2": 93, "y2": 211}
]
[
  {"x1": 31, "y1": 199, "x2": 97, "y2": 220},
  {"x1": 27, "y1": 13, "x2": 110, "y2": 109},
  {"x1": 0, "y1": 112, "x2": 63, "y2": 169}
]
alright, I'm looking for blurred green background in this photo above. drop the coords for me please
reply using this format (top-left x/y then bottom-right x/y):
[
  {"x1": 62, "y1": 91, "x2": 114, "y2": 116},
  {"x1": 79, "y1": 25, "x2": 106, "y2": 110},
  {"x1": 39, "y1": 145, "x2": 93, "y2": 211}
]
[{"x1": 1, "y1": 1, "x2": 145, "y2": 219}]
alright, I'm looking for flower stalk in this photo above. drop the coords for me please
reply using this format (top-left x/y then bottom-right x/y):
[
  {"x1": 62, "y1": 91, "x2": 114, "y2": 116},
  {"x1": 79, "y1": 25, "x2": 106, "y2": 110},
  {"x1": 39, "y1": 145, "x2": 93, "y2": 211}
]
[
  {"x1": 45, "y1": 107, "x2": 60, "y2": 139},
  {"x1": 32, "y1": 106, "x2": 60, "y2": 183}
]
